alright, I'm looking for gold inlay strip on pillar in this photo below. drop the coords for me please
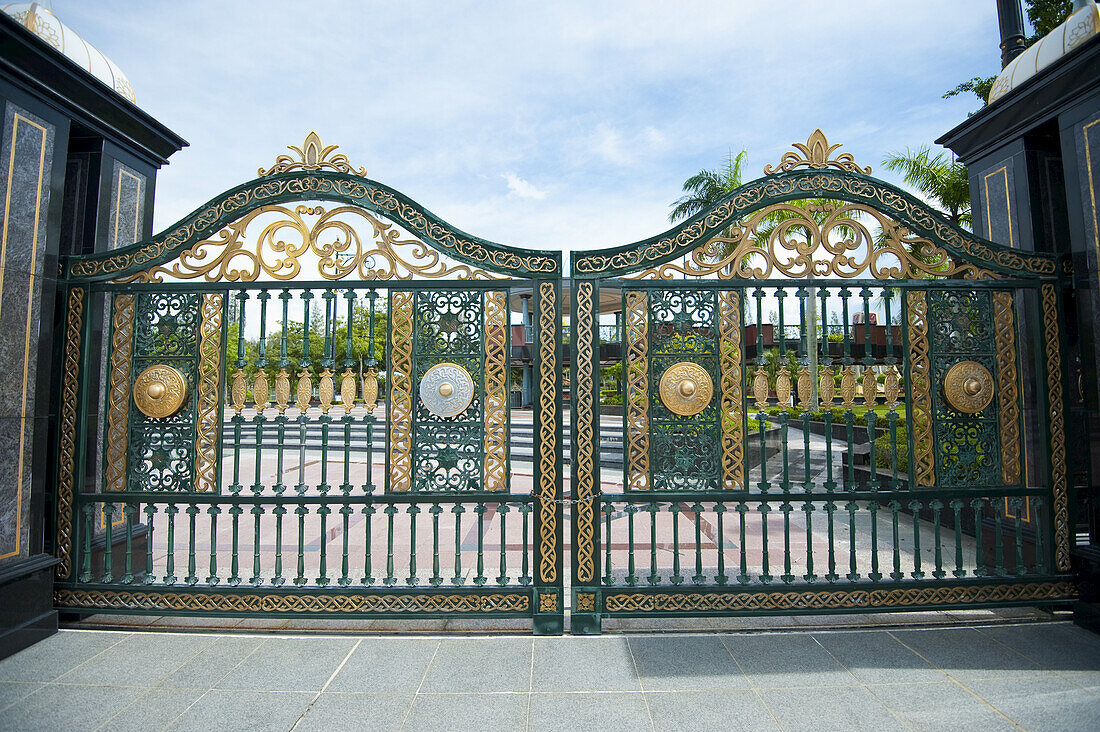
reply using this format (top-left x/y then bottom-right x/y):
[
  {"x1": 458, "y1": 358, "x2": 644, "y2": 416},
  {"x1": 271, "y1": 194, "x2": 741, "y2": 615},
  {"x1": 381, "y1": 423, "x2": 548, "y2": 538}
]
[
  {"x1": 574, "y1": 281, "x2": 596, "y2": 583},
  {"x1": 104, "y1": 294, "x2": 134, "y2": 492},
  {"x1": 194, "y1": 293, "x2": 223, "y2": 493},
  {"x1": 55, "y1": 287, "x2": 83, "y2": 578},
  {"x1": 1042, "y1": 283, "x2": 1069, "y2": 571},
  {"x1": 536, "y1": 281, "x2": 558, "y2": 584},
  {"x1": 388, "y1": 291, "x2": 414, "y2": 492},
  {"x1": 718, "y1": 291, "x2": 743, "y2": 489},
  {"x1": 907, "y1": 291, "x2": 934, "y2": 488},
  {"x1": 624, "y1": 291, "x2": 649, "y2": 491},
  {"x1": 993, "y1": 291, "x2": 1021, "y2": 485},
  {"x1": 483, "y1": 290, "x2": 508, "y2": 492}
]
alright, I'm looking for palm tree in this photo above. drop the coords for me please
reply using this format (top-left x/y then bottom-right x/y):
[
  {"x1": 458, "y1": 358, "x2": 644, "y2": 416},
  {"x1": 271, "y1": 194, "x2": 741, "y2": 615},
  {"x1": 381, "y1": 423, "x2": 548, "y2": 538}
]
[
  {"x1": 882, "y1": 147, "x2": 971, "y2": 228},
  {"x1": 668, "y1": 149, "x2": 747, "y2": 224}
]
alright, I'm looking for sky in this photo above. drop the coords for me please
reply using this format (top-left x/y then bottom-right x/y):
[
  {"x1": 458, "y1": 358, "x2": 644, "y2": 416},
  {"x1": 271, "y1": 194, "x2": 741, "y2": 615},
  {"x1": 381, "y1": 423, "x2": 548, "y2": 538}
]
[{"x1": 52, "y1": 1, "x2": 1010, "y2": 265}]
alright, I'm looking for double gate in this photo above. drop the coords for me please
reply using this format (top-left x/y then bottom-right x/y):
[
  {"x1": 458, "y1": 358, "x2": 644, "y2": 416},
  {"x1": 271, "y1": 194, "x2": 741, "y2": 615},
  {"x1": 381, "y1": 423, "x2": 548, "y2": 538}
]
[{"x1": 51, "y1": 132, "x2": 1076, "y2": 633}]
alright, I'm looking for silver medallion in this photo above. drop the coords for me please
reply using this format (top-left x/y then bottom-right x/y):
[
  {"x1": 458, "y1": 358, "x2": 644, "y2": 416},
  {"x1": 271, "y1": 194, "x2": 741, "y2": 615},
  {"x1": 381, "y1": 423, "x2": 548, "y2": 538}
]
[{"x1": 419, "y1": 362, "x2": 475, "y2": 417}]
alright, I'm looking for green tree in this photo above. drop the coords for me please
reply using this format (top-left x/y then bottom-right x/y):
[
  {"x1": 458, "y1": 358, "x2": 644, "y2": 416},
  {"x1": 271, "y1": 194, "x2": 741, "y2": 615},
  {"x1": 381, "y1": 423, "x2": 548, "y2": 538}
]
[
  {"x1": 669, "y1": 149, "x2": 747, "y2": 224},
  {"x1": 882, "y1": 147, "x2": 972, "y2": 228}
]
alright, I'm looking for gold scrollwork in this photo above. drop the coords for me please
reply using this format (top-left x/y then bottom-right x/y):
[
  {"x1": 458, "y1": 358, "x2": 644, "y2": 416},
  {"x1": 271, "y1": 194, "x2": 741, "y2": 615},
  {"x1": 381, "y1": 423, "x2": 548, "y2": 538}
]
[
  {"x1": 659, "y1": 362, "x2": 714, "y2": 417},
  {"x1": 275, "y1": 369, "x2": 291, "y2": 413},
  {"x1": 319, "y1": 368, "x2": 335, "y2": 414},
  {"x1": 105, "y1": 294, "x2": 134, "y2": 492},
  {"x1": 718, "y1": 292, "x2": 743, "y2": 490},
  {"x1": 195, "y1": 294, "x2": 222, "y2": 493},
  {"x1": 625, "y1": 291, "x2": 650, "y2": 490},
  {"x1": 362, "y1": 367, "x2": 378, "y2": 405},
  {"x1": 538, "y1": 593, "x2": 558, "y2": 612},
  {"x1": 862, "y1": 367, "x2": 878, "y2": 409},
  {"x1": 629, "y1": 202, "x2": 996, "y2": 282},
  {"x1": 231, "y1": 369, "x2": 247, "y2": 414},
  {"x1": 56, "y1": 288, "x2": 83, "y2": 578},
  {"x1": 340, "y1": 369, "x2": 356, "y2": 414},
  {"x1": 576, "y1": 592, "x2": 597, "y2": 612},
  {"x1": 1042, "y1": 284, "x2": 1069, "y2": 571},
  {"x1": 908, "y1": 292, "x2": 935, "y2": 488},
  {"x1": 128, "y1": 204, "x2": 497, "y2": 284},
  {"x1": 764, "y1": 129, "x2": 873, "y2": 175},
  {"x1": 994, "y1": 292, "x2": 1021, "y2": 485},
  {"x1": 943, "y1": 361, "x2": 994, "y2": 415},
  {"x1": 797, "y1": 366, "x2": 812, "y2": 409},
  {"x1": 819, "y1": 365, "x2": 834, "y2": 408},
  {"x1": 883, "y1": 365, "x2": 900, "y2": 411},
  {"x1": 388, "y1": 292, "x2": 414, "y2": 493},
  {"x1": 840, "y1": 366, "x2": 857, "y2": 410},
  {"x1": 258, "y1": 131, "x2": 368, "y2": 177},
  {"x1": 539, "y1": 279, "x2": 563, "y2": 581},
  {"x1": 483, "y1": 291, "x2": 509, "y2": 493},
  {"x1": 753, "y1": 366, "x2": 769, "y2": 410},
  {"x1": 133, "y1": 365, "x2": 188, "y2": 418},
  {"x1": 602, "y1": 581, "x2": 1075, "y2": 613},
  {"x1": 775, "y1": 368, "x2": 792, "y2": 407},
  {"x1": 537, "y1": 281, "x2": 559, "y2": 584},
  {"x1": 252, "y1": 373, "x2": 269, "y2": 412},
  {"x1": 574, "y1": 282, "x2": 596, "y2": 582}
]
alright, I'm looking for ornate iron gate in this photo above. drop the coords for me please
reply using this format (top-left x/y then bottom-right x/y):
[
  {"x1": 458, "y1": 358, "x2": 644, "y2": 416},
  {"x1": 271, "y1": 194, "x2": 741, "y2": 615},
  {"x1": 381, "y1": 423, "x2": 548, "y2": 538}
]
[
  {"x1": 52, "y1": 135, "x2": 564, "y2": 633},
  {"x1": 567, "y1": 132, "x2": 1075, "y2": 633}
]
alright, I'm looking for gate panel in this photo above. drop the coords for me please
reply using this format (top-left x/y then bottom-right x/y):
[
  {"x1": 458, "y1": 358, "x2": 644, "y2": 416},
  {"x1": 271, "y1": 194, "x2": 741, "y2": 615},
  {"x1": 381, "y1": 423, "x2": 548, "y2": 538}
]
[
  {"x1": 54, "y1": 136, "x2": 564, "y2": 632},
  {"x1": 569, "y1": 131, "x2": 1076, "y2": 632}
]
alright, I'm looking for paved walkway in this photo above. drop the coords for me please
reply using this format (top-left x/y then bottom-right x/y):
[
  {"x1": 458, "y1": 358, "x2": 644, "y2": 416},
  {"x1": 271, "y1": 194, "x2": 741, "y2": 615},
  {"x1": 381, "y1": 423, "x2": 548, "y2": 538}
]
[{"x1": 1, "y1": 621, "x2": 1099, "y2": 731}]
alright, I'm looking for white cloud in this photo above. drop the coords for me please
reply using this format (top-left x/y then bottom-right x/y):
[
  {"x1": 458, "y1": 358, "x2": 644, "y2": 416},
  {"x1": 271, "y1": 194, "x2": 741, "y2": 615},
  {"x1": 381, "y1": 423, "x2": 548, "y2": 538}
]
[{"x1": 502, "y1": 173, "x2": 547, "y2": 200}]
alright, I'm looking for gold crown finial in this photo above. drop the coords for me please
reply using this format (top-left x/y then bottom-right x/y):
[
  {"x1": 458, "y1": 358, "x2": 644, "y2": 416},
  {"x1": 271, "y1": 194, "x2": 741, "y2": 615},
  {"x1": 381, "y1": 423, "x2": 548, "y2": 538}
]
[
  {"x1": 764, "y1": 129, "x2": 871, "y2": 175},
  {"x1": 258, "y1": 132, "x2": 367, "y2": 177}
]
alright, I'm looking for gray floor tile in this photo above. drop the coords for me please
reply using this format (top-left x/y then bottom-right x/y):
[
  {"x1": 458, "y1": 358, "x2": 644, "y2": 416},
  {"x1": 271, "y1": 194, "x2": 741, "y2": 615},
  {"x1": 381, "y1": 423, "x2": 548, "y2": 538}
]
[
  {"x1": 168, "y1": 689, "x2": 315, "y2": 731},
  {"x1": 889, "y1": 627, "x2": 1042, "y2": 680},
  {"x1": 99, "y1": 686, "x2": 206, "y2": 731},
  {"x1": 2, "y1": 683, "x2": 146, "y2": 732},
  {"x1": 214, "y1": 637, "x2": 357, "y2": 692},
  {"x1": 532, "y1": 636, "x2": 639, "y2": 692},
  {"x1": 647, "y1": 690, "x2": 778, "y2": 731},
  {"x1": 159, "y1": 636, "x2": 264, "y2": 688},
  {"x1": 0, "y1": 631, "x2": 128, "y2": 682},
  {"x1": 814, "y1": 630, "x2": 946, "y2": 684},
  {"x1": 0, "y1": 681, "x2": 43, "y2": 711},
  {"x1": 869, "y1": 681, "x2": 1016, "y2": 731},
  {"x1": 965, "y1": 675, "x2": 1100, "y2": 732},
  {"x1": 325, "y1": 637, "x2": 438, "y2": 692},
  {"x1": 978, "y1": 622, "x2": 1100, "y2": 672},
  {"x1": 760, "y1": 686, "x2": 906, "y2": 732},
  {"x1": 722, "y1": 634, "x2": 855, "y2": 688},
  {"x1": 528, "y1": 692, "x2": 651, "y2": 732},
  {"x1": 404, "y1": 692, "x2": 528, "y2": 732},
  {"x1": 294, "y1": 692, "x2": 415, "y2": 732},
  {"x1": 419, "y1": 637, "x2": 531, "y2": 693},
  {"x1": 56, "y1": 633, "x2": 214, "y2": 686},
  {"x1": 629, "y1": 635, "x2": 750, "y2": 691},
  {"x1": 1057, "y1": 669, "x2": 1100, "y2": 692}
]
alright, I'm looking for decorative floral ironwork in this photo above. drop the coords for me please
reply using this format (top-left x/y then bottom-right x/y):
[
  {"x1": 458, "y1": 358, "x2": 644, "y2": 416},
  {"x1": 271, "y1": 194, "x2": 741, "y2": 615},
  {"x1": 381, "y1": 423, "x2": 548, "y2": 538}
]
[
  {"x1": 537, "y1": 281, "x2": 559, "y2": 584},
  {"x1": 388, "y1": 292, "x2": 414, "y2": 492},
  {"x1": 993, "y1": 292, "x2": 1021, "y2": 485},
  {"x1": 574, "y1": 282, "x2": 596, "y2": 582},
  {"x1": 56, "y1": 287, "x2": 83, "y2": 578},
  {"x1": 483, "y1": 291, "x2": 509, "y2": 493},
  {"x1": 1042, "y1": 284, "x2": 1069, "y2": 571},
  {"x1": 104, "y1": 294, "x2": 134, "y2": 492},
  {"x1": 625, "y1": 291, "x2": 650, "y2": 491},
  {"x1": 718, "y1": 292, "x2": 743, "y2": 490},
  {"x1": 258, "y1": 131, "x2": 367, "y2": 177},
  {"x1": 908, "y1": 292, "x2": 935, "y2": 488},
  {"x1": 764, "y1": 129, "x2": 872, "y2": 175}
]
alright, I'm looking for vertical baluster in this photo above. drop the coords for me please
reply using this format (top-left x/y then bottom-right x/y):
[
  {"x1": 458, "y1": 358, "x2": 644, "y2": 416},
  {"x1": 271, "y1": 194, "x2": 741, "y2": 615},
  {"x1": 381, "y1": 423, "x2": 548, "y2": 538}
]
[
  {"x1": 143, "y1": 505, "x2": 157, "y2": 584},
  {"x1": 802, "y1": 411, "x2": 813, "y2": 491},
  {"x1": 102, "y1": 502, "x2": 115, "y2": 583},
  {"x1": 296, "y1": 290, "x2": 313, "y2": 494},
  {"x1": 339, "y1": 503, "x2": 352, "y2": 586},
  {"x1": 451, "y1": 504, "x2": 464, "y2": 585},
  {"x1": 602, "y1": 502, "x2": 614, "y2": 585},
  {"x1": 430, "y1": 503, "x2": 443, "y2": 586},
  {"x1": 80, "y1": 504, "x2": 93, "y2": 583},
  {"x1": 361, "y1": 503, "x2": 376, "y2": 585},
  {"x1": 230, "y1": 292, "x2": 248, "y2": 494},
  {"x1": 363, "y1": 417, "x2": 376, "y2": 493},
  {"x1": 254, "y1": 290, "x2": 269, "y2": 495},
  {"x1": 715, "y1": 502, "x2": 728, "y2": 585},
  {"x1": 868, "y1": 501, "x2": 881, "y2": 581},
  {"x1": 165, "y1": 502, "x2": 178, "y2": 585},
  {"x1": 779, "y1": 411, "x2": 790, "y2": 491},
  {"x1": 825, "y1": 500, "x2": 837, "y2": 582},
  {"x1": 909, "y1": 500, "x2": 924, "y2": 579},
  {"x1": 737, "y1": 502, "x2": 749, "y2": 584},
  {"x1": 341, "y1": 289, "x2": 357, "y2": 493},
  {"x1": 692, "y1": 502, "x2": 706, "y2": 584},
  {"x1": 866, "y1": 412, "x2": 878, "y2": 490},
  {"x1": 364, "y1": 290, "x2": 379, "y2": 492},
  {"x1": 520, "y1": 502, "x2": 532, "y2": 586},
  {"x1": 819, "y1": 288, "x2": 836, "y2": 492},
  {"x1": 839, "y1": 287, "x2": 856, "y2": 490},
  {"x1": 318, "y1": 289, "x2": 335, "y2": 494},
  {"x1": 951, "y1": 499, "x2": 965, "y2": 577},
  {"x1": 626, "y1": 504, "x2": 638, "y2": 586},
  {"x1": 294, "y1": 503, "x2": 307, "y2": 585},
  {"x1": 121, "y1": 503, "x2": 135, "y2": 584},
  {"x1": 407, "y1": 504, "x2": 420, "y2": 585},
  {"x1": 275, "y1": 290, "x2": 292, "y2": 494},
  {"x1": 884, "y1": 289, "x2": 900, "y2": 490},
  {"x1": 648, "y1": 502, "x2": 660, "y2": 585},
  {"x1": 931, "y1": 499, "x2": 945, "y2": 579},
  {"x1": 474, "y1": 502, "x2": 487, "y2": 586},
  {"x1": 497, "y1": 503, "x2": 509, "y2": 585},
  {"x1": 757, "y1": 414, "x2": 769, "y2": 492},
  {"x1": 780, "y1": 501, "x2": 793, "y2": 583},
  {"x1": 670, "y1": 503, "x2": 683, "y2": 585},
  {"x1": 272, "y1": 503, "x2": 285, "y2": 586},
  {"x1": 759, "y1": 502, "x2": 772, "y2": 583},
  {"x1": 205, "y1": 505, "x2": 219, "y2": 585},
  {"x1": 846, "y1": 500, "x2": 859, "y2": 581},
  {"x1": 993, "y1": 501, "x2": 1006, "y2": 576},
  {"x1": 1033, "y1": 497, "x2": 1047, "y2": 574},
  {"x1": 250, "y1": 505, "x2": 264, "y2": 585},
  {"x1": 971, "y1": 498, "x2": 986, "y2": 576},
  {"x1": 185, "y1": 504, "x2": 198, "y2": 585},
  {"x1": 384, "y1": 504, "x2": 397, "y2": 585},
  {"x1": 317, "y1": 503, "x2": 330, "y2": 586},
  {"x1": 889, "y1": 500, "x2": 902, "y2": 580},
  {"x1": 802, "y1": 501, "x2": 816, "y2": 582}
]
